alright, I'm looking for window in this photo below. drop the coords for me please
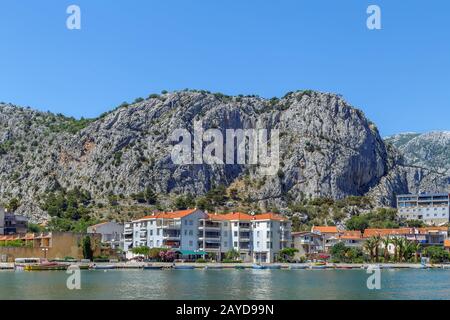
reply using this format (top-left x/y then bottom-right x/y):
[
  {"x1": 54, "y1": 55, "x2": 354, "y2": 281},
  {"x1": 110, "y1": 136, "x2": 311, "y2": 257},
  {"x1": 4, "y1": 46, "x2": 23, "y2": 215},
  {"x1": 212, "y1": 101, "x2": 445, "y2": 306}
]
[
  {"x1": 234, "y1": 241, "x2": 238, "y2": 247},
  {"x1": 150, "y1": 221, "x2": 154, "y2": 225},
  {"x1": 189, "y1": 230, "x2": 193, "y2": 236},
  {"x1": 223, "y1": 231, "x2": 228, "y2": 237},
  {"x1": 266, "y1": 231, "x2": 270, "y2": 238},
  {"x1": 157, "y1": 229, "x2": 160, "y2": 236},
  {"x1": 150, "y1": 230, "x2": 153, "y2": 236},
  {"x1": 149, "y1": 240, "x2": 153, "y2": 247},
  {"x1": 224, "y1": 222, "x2": 228, "y2": 227},
  {"x1": 257, "y1": 241, "x2": 260, "y2": 248},
  {"x1": 156, "y1": 240, "x2": 160, "y2": 246},
  {"x1": 189, "y1": 220, "x2": 193, "y2": 226},
  {"x1": 266, "y1": 242, "x2": 270, "y2": 249},
  {"x1": 224, "y1": 241, "x2": 228, "y2": 247},
  {"x1": 257, "y1": 231, "x2": 260, "y2": 237},
  {"x1": 234, "y1": 222, "x2": 238, "y2": 227},
  {"x1": 185, "y1": 220, "x2": 188, "y2": 225},
  {"x1": 184, "y1": 230, "x2": 187, "y2": 236},
  {"x1": 189, "y1": 240, "x2": 193, "y2": 246},
  {"x1": 234, "y1": 231, "x2": 238, "y2": 237}
]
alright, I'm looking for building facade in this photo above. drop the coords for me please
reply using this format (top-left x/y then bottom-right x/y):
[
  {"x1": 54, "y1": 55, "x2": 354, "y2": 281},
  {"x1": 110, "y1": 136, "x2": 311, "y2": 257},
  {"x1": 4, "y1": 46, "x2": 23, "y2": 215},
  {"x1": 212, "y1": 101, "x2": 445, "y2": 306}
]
[
  {"x1": 0, "y1": 207, "x2": 4, "y2": 235},
  {"x1": 87, "y1": 222, "x2": 124, "y2": 250},
  {"x1": 397, "y1": 193, "x2": 450, "y2": 225},
  {"x1": 124, "y1": 209, "x2": 207, "y2": 258},
  {"x1": 125, "y1": 210, "x2": 292, "y2": 263},
  {"x1": 2, "y1": 213, "x2": 28, "y2": 235}
]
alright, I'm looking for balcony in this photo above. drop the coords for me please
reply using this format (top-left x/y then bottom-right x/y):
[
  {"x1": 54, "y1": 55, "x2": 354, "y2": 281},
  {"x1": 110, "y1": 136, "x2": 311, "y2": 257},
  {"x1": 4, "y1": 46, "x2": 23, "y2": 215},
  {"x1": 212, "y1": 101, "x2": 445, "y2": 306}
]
[{"x1": 161, "y1": 222, "x2": 181, "y2": 230}]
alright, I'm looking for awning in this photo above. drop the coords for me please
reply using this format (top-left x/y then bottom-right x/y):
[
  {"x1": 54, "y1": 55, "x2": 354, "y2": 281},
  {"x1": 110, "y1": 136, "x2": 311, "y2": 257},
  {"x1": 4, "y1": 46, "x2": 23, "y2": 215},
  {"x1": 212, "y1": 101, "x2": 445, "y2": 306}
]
[{"x1": 176, "y1": 250, "x2": 207, "y2": 256}]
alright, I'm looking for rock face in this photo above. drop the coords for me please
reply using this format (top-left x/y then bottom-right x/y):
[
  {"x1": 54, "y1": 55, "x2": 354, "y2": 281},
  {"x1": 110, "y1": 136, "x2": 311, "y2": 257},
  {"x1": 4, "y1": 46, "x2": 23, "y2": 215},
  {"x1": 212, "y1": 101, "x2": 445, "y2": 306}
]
[{"x1": 0, "y1": 90, "x2": 447, "y2": 221}]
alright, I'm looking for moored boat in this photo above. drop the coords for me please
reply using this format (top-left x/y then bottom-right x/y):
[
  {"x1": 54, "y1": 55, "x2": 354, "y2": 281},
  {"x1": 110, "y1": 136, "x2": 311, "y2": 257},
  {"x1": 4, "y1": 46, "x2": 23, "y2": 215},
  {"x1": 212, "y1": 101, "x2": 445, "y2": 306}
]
[
  {"x1": 252, "y1": 264, "x2": 266, "y2": 270},
  {"x1": 91, "y1": 264, "x2": 115, "y2": 270},
  {"x1": 289, "y1": 265, "x2": 308, "y2": 270},
  {"x1": 265, "y1": 265, "x2": 282, "y2": 270},
  {"x1": 143, "y1": 265, "x2": 163, "y2": 270},
  {"x1": 173, "y1": 265, "x2": 195, "y2": 270}
]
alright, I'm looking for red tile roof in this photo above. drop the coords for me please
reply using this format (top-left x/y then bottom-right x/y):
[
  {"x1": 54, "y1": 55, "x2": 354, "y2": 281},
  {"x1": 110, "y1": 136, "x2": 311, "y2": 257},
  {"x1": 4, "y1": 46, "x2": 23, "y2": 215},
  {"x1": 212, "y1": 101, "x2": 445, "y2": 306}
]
[
  {"x1": 312, "y1": 226, "x2": 339, "y2": 234},
  {"x1": 363, "y1": 228, "x2": 412, "y2": 238},
  {"x1": 139, "y1": 209, "x2": 198, "y2": 220},
  {"x1": 207, "y1": 212, "x2": 254, "y2": 221},
  {"x1": 252, "y1": 213, "x2": 287, "y2": 221},
  {"x1": 339, "y1": 230, "x2": 363, "y2": 240}
]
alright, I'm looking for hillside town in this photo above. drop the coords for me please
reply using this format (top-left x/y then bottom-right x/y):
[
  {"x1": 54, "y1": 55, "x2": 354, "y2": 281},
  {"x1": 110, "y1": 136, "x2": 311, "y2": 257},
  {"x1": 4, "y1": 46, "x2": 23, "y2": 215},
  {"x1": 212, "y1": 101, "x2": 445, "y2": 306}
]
[{"x1": 1, "y1": 191, "x2": 450, "y2": 265}]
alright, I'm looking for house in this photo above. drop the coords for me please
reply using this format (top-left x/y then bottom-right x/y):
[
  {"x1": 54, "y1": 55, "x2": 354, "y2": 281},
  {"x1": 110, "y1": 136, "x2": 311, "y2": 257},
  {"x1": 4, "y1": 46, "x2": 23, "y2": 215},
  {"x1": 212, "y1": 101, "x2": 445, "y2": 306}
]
[
  {"x1": 1, "y1": 212, "x2": 28, "y2": 235},
  {"x1": 291, "y1": 231, "x2": 323, "y2": 256},
  {"x1": 311, "y1": 226, "x2": 340, "y2": 252},
  {"x1": 0, "y1": 232, "x2": 101, "y2": 262},
  {"x1": 87, "y1": 221, "x2": 124, "y2": 250},
  {"x1": 338, "y1": 230, "x2": 364, "y2": 248}
]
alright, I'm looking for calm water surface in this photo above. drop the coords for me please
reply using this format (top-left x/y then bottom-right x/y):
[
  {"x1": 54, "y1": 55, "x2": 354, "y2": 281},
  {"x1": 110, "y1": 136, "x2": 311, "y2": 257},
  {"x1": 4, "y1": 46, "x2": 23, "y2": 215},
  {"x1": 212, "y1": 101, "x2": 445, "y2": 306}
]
[{"x1": 0, "y1": 269, "x2": 449, "y2": 300}]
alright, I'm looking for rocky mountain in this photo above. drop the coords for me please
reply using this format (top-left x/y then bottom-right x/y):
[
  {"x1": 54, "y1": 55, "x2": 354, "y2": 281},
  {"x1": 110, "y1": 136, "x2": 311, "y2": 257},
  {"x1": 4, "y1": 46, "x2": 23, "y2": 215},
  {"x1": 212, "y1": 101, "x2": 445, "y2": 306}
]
[
  {"x1": 0, "y1": 90, "x2": 448, "y2": 223},
  {"x1": 385, "y1": 131, "x2": 450, "y2": 175}
]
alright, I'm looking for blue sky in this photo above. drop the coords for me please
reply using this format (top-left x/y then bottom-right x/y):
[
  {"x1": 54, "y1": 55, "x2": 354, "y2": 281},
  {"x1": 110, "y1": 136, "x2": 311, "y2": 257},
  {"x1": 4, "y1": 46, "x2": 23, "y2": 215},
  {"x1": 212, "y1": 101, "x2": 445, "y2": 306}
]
[{"x1": 0, "y1": 0, "x2": 448, "y2": 136}]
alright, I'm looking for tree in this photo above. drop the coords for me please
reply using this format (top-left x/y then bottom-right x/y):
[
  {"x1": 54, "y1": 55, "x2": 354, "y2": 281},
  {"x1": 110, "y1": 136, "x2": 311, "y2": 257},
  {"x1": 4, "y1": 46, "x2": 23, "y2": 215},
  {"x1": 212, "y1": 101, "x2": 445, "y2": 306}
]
[
  {"x1": 81, "y1": 236, "x2": 93, "y2": 261},
  {"x1": 279, "y1": 248, "x2": 299, "y2": 262},
  {"x1": 225, "y1": 249, "x2": 240, "y2": 261},
  {"x1": 373, "y1": 235, "x2": 382, "y2": 262},
  {"x1": 346, "y1": 215, "x2": 369, "y2": 232},
  {"x1": 6, "y1": 198, "x2": 20, "y2": 212},
  {"x1": 424, "y1": 246, "x2": 450, "y2": 263},
  {"x1": 412, "y1": 242, "x2": 422, "y2": 263},
  {"x1": 391, "y1": 237, "x2": 401, "y2": 262},
  {"x1": 131, "y1": 246, "x2": 151, "y2": 259},
  {"x1": 381, "y1": 237, "x2": 391, "y2": 262},
  {"x1": 144, "y1": 187, "x2": 157, "y2": 205},
  {"x1": 363, "y1": 238, "x2": 376, "y2": 262}
]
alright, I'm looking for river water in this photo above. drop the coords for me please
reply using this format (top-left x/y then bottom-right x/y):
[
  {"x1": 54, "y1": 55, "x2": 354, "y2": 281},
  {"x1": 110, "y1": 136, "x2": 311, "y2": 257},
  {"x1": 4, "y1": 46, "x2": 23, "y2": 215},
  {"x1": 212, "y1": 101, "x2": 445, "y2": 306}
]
[{"x1": 0, "y1": 269, "x2": 449, "y2": 300}]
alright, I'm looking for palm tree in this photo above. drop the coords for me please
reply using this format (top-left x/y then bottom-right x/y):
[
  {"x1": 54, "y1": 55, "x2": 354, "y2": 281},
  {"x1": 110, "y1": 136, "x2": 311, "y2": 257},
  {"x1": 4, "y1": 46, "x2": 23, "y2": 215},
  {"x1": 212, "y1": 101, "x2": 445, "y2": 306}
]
[
  {"x1": 412, "y1": 242, "x2": 422, "y2": 263},
  {"x1": 364, "y1": 238, "x2": 376, "y2": 262},
  {"x1": 381, "y1": 237, "x2": 391, "y2": 262},
  {"x1": 373, "y1": 235, "x2": 382, "y2": 263},
  {"x1": 397, "y1": 238, "x2": 407, "y2": 262},
  {"x1": 391, "y1": 237, "x2": 401, "y2": 262}
]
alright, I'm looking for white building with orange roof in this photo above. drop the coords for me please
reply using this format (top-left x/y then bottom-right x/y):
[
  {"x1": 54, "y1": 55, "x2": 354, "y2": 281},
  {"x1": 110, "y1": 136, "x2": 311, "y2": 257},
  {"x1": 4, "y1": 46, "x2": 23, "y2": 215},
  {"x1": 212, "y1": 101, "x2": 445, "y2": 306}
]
[
  {"x1": 124, "y1": 209, "x2": 208, "y2": 257},
  {"x1": 198, "y1": 212, "x2": 254, "y2": 262},
  {"x1": 251, "y1": 213, "x2": 291, "y2": 263}
]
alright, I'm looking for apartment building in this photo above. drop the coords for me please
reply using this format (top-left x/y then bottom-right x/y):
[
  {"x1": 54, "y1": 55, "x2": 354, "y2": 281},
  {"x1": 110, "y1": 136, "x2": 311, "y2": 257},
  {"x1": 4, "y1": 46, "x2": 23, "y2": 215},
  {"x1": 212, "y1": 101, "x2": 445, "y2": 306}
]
[
  {"x1": 252, "y1": 213, "x2": 292, "y2": 263},
  {"x1": 198, "y1": 212, "x2": 254, "y2": 262},
  {"x1": 124, "y1": 209, "x2": 207, "y2": 257},
  {"x1": 397, "y1": 193, "x2": 450, "y2": 225},
  {"x1": 125, "y1": 210, "x2": 292, "y2": 263}
]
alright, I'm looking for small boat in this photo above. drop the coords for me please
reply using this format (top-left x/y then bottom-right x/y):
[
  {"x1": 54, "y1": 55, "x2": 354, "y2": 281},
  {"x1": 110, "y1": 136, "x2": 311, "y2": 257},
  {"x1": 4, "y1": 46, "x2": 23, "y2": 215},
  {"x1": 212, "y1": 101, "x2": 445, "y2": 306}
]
[
  {"x1": 143, "y1": 265, "x2": 163, "y2": 270},
  {"x1": 174, "y1": 265, "x2": 195, "y2": 270},
  {"x1": 234, "y1": 265, "x2": 246, "y2": 270},
  {"x1": 204, "y1": 266, "x2": 222, "y2": 270},
  {"x1": 289, "y1": 265, "x2": 308, "y2": 270},
  {"x1": 25, "y1": 263, "x2": 68, "y2": 271},
  {"x1": 91, "y1": 264, "x2": 115, "y2": 270},
  {"x1": 265, "y1": 265, "x2": 282, "y2": 270},
  {"x1": 310, "y1": 265, "x2": 327, "y2": 270},
  {"x1": 252, "y1": 264, "x2": 266, "y2": 270}
]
